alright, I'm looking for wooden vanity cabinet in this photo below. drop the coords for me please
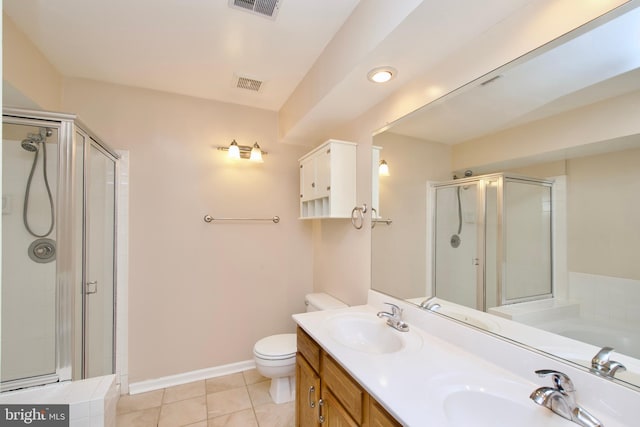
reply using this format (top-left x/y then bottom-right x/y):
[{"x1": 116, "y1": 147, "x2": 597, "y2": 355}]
[{"x1": 296, "y1": 327, "x2": 401, "y2": 427}]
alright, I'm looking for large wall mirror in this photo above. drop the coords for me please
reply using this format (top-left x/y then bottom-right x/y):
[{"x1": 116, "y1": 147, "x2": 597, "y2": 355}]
[{"x1": 372, "y1": 2, "x2": 640, "y2": 390}]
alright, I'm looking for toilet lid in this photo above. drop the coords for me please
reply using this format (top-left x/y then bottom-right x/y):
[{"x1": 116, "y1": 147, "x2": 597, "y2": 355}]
[{"x1": 254, "y1": 333, "x2": 297, "y2": 360}]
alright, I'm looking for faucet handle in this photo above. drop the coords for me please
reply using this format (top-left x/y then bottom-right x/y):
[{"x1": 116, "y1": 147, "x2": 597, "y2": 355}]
[
  {"x1": 535, "y1": 369, "x2": 575, "y2": 393},
  {"x1": 592, "y1": 347, "x2": 614, "y2": 367},
  {"x1": 592, "y1": 346, "x2": 626, "y2": 377},
  {"x1": 383, "y1": 302, "x2": 402, "y2": 317}
]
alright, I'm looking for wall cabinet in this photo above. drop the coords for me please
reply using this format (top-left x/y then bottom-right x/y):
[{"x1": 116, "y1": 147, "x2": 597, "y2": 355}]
[
  {"x1": 296, "y1": 327, "x2": 401, "y2": 427},
  {"x1": 299, "y1": 139, "x2": 357, "y2": 219}
]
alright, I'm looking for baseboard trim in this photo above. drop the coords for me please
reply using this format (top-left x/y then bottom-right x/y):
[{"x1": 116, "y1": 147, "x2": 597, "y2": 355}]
[{"x1": 128, "y1": 360, "x2": 256, "y2": 395}]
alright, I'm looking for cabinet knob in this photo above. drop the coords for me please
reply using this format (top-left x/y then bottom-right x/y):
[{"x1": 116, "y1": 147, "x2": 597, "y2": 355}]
[
  {"x1": 300, "y1": 194, "x2": 303, "y2": 198},
  {"x1": 311, "y1": 182, "x2": 315, "y2": 188},
  {"x1": 326, "y1": 186, "x2": 330, "y2": 191}
]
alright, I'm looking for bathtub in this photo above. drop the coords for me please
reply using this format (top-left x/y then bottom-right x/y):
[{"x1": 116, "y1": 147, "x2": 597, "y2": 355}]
[
  {"x1": 535, "y1": 316, "x2": 640, "y2": 359},
  {"x1": 0, "y1": 375, "x2": 118, "y2": 426}
]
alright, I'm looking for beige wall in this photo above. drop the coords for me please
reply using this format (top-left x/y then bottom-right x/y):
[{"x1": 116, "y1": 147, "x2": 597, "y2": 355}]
[
  {"x1": 453, "y1": 90, "x2": 640, "y2": 172},
  {"x1": 371, "y1": 133, "x2": 451, "y2": 299},
  {"x1": 62, "y1": 78, "x2": 313, "y2": 383},
  {"x1": 567, "y1": 147, "x2": 640, "y2": 280},
  {"x1": 308, "y1": 116, "x2": 374, "y2": 306},
  {"x1": 2, "y1": 13, "x2": 62, "y2": 110}
]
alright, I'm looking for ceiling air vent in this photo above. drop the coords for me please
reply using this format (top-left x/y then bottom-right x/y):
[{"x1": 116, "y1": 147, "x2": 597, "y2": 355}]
[
  {"x1": 233, "y1": 75, "x2": 264, "y2": 92},
  {"x1": 229, "y1": 0, "x2": 282, "y2": 20}
]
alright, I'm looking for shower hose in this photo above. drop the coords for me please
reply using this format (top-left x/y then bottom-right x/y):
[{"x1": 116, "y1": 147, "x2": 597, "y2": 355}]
[{"x1": 23, "y1": 140, "x2": 55, "y2": 238}]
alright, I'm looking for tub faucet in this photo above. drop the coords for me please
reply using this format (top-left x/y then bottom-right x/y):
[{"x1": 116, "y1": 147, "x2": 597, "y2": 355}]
[
  {"x1": 591, "y1": 347, "x2": 626, "y2": 378},
  {"x1": 377, "y1": 303, "x2": 409, "y2": 332},
  {"x1": 418, "y1": 296, "x2": 441, "y2": 312},
  {"x1": 530, "y1": 369, "x2": 603, "y2": 427}
]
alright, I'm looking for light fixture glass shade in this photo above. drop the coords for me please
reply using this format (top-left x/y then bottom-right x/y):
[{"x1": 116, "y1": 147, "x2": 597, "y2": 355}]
[
  {"x1": 379, "y1": 160, "x2": 390, "y2": 176},
  {"x1": 249, "y1": 142, "x2": 263, "y2": 162},
  {"x1": 228, "y1": 140, "x2": 241, "y2": 159}
]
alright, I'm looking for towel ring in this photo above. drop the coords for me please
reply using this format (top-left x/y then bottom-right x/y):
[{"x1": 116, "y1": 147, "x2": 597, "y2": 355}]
[{"x1": 351, "y1": 204, "x2": 367, "y2": 230}]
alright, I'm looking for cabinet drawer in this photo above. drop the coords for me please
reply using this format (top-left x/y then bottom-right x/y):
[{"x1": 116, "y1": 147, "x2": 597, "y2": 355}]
[
  {"x1": 321, "y1": 353, "x2": 366, "y2": 424},
  {"x1": 297, "y1": 327, "x2": 321, "y2": 372}
]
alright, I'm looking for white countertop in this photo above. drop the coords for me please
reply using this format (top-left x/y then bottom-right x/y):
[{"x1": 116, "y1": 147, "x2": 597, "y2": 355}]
[{"x1": 292, "y1": 291, "x2": 638, "y2": 427}]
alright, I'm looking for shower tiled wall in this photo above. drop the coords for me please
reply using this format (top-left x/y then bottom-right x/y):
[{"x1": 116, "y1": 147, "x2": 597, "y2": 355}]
[{"x1": 569, "y1": 272, "x2": 640, "y2": 324}]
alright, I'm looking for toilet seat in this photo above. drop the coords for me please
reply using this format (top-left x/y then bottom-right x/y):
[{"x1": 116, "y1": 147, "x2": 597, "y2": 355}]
[{"x1": 253, "y1": 333, "x2": 296, "y2": 360}]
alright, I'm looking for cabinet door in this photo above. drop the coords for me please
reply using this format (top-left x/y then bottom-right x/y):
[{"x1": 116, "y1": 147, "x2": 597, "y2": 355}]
[
  {"x1": 315, "y1": 146, "x2": 332, "y2": 199},
  {"x1": 300, "y1": 156, "x2": 317, "y2": 201},
  {"x1": 322, "y1": 353, "x2": 366, "y2": 424},
  {"x1": 296, "y1": 354, "x2": 321, "y2": 427},
  {"x1": 369, "y1": 400, "x2": 402, "y2": 427},
  {"x1": 321, "y1": 388, "x2": 359, "y2": 427}
]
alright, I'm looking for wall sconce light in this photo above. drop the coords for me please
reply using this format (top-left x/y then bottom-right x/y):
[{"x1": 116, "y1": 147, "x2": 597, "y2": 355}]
[
  {"x1": 379, "y1": 159, "x2": 390, "y2": 176},
  {"x1": 217, "y1": 140, "x2": 267, "y2": 162}
]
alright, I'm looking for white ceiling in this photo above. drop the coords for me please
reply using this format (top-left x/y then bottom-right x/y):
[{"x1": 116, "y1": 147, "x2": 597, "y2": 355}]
[
  {"x1": 7, "y1": 0, "x2": 622, "y2": 145},
  {"x1": 3, "y1": 0, "x2": 360, "y2": 111},
  {"x1": 388, "y1": 5, "x2": 640, "y2": 145}
]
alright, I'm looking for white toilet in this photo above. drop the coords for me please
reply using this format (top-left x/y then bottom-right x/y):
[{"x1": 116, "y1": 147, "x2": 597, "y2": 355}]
[{"x1": 253, "y1": 293, "x2": 347, "y2": 404}]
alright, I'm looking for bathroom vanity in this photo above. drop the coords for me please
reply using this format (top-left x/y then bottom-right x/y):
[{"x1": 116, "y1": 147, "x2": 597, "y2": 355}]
[
  {"x1": 293, "y1": 291, "x2": 638, "y2": 427},
  {"x1": 296, "y1": 326, "x2": 400, "y2": 426}
]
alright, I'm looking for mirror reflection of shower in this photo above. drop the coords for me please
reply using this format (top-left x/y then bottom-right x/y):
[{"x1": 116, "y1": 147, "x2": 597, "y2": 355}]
[
  {"x1": 450, "y1": 170, "x2": 473, "y2": 248},
  {"x1": 21, "y1": 127, "x2": 56, "y2": 263}
]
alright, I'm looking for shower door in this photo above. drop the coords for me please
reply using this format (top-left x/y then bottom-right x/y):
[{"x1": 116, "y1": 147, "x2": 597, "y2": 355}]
[
  {"x1": 433, "y1": 181, "x2": 483, "y2": 310},
  {"x1": 81, "y1": 133, "x2": 117, "y2": 379},
  {"x1": 1, "y1": 121, "x2": 63, "y2": 391}
]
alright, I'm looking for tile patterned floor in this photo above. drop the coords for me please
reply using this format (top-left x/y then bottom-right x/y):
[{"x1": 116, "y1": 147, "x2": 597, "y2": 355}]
[{"x1": 116, "y1": 370, "x2": 294, "y2": 427}]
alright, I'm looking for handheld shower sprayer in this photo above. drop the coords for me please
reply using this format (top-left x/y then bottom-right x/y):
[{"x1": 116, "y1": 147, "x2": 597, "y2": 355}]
[{"x1": 22, "y1": 127, "x2": 55, "y2": 239}]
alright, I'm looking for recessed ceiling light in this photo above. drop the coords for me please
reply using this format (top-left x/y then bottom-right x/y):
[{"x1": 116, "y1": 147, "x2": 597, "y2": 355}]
[{"x1": 367, "y1": 67, "x2": 397, "y2": 83}]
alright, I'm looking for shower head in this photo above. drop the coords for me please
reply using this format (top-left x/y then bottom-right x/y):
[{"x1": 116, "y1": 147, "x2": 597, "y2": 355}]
[
  {"x1": 20, "y1": 128, "x2": 51, "y2": 152},
  {"x1": 21, "y1": 138, "x2": 39, "y2": 152}
]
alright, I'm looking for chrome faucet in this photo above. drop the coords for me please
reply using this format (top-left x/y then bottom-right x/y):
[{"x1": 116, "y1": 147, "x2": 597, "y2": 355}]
[
  {"x1": 377, "y1": 303, "x2": 410, "y2": 332},
  {"x1": 418, "y1": 296, "x2": 441, "y2": 312},
  {"x1": 530, "y1": 369, "x2": 603, "y2": 427},
  {"x1": 591, "y1": 347, "x2": 626, "y2": 378}
]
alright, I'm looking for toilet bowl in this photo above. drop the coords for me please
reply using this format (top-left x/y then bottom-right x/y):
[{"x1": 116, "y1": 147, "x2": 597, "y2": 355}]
[
  {"x1": 253, "y1": 334, "x2": 297, "y2": 404},
  {"x1": 253, "y1": 293, "x2": 347, "y2": 404}
]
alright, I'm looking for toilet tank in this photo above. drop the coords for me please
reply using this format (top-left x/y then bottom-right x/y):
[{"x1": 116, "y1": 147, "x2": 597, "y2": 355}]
[{"x1": 305, "y1": 293, "x2": 347, "y2": 312}]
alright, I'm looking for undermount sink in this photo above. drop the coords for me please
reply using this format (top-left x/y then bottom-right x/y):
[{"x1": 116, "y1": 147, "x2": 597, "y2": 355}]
[
  {"x1": 326, "y1": 312, "x2": 422, "y2": 354},
  {"x1": 429, "y1": 375, "x2": 574, "y2": 427}
]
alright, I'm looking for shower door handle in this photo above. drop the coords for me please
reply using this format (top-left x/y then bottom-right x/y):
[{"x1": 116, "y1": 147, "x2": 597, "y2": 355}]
[{"x1": 86, "y1": 280, "x2": 98, "y2": 294}]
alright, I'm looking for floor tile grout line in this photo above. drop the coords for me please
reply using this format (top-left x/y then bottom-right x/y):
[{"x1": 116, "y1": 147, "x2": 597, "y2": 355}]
[{"x1": 116, "y1": 370, "x2": 288, "y2": 426}]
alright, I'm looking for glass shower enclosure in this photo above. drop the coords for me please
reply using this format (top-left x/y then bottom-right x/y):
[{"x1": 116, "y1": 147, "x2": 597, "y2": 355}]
[
  {"x1": 432, "y1": 173, "x2": 553, "y2": 312},
  {"x1": 1, "y1": 108, "x2": 118, "y2": 392}
]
